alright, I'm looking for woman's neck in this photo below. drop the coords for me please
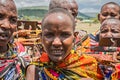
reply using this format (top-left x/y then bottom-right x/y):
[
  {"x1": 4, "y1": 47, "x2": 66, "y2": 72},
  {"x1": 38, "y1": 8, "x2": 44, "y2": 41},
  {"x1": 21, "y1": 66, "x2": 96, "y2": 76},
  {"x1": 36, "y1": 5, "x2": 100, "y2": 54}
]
[{"x1": 0, "y1": 45, "x2": 8, "y2": 53}]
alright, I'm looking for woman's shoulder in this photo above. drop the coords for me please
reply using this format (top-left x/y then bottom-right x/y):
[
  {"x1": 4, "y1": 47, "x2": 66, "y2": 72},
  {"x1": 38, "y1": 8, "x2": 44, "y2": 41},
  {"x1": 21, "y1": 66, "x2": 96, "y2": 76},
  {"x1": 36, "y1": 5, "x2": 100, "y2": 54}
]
[
  {"x1": 26, "y1": 64, "x2": 40, "y2": 80},
  {"x1": 27, "y1": 64, "x2": 36, "y2": 71},
  {"x1": 26, "y1": 62, "x2": 42, "y2": 73},
  {"x1": 25, "y1": 65, "x2": 36, "y2": 80}
]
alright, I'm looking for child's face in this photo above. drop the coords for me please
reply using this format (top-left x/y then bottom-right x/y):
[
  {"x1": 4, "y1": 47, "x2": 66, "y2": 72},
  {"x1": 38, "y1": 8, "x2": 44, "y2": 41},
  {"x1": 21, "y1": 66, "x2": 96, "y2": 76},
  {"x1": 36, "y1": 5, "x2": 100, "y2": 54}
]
[
  {"x1": 0, "y1": 0, "x2": 17, "y2": 46},
  {"x1": 42, "y1": 13, "x2": 74, "y2": 62},
  {"x1": 98, "y1": 4, "x2": 120, "y2": 23}
]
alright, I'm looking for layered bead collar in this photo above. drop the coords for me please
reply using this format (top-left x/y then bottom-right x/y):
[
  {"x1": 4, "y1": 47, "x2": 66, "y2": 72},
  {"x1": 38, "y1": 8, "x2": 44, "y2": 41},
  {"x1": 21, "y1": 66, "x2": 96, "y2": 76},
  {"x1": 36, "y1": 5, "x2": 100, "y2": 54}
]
[{"x1": 0, "y1": 44, "x2": 17, "y2": 59}]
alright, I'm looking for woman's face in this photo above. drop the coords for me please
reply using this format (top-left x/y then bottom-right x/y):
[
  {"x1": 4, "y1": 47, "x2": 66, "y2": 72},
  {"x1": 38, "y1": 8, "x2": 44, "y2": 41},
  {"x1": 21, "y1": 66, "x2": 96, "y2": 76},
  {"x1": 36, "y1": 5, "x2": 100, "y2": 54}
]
[
  {"x1": 99, "y1": 20, "x2": 120, "y2": 46},
  {"x1": 98, "y1": 4, "x2": 120, "y2": 23},
  {"x1": 42, "y1": 13, "x2": 74, "y2": 62},
  {"x1": 69, "y1": 2, "x2": 78, "y2": 18},
  {"x1": 61, "y1": 0, "x2": 78, "y2": 19},
  {"x1": 0, "y1": 0, "x2": 17, "y2": 46}
]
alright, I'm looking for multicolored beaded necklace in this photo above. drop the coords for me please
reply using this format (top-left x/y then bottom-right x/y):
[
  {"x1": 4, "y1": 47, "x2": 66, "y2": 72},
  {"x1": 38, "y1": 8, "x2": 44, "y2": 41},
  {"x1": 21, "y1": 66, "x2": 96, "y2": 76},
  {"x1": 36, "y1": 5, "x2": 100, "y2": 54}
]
[
  {"x1": 31, "y1": 52, "x2": 102, "y2": 80},
  {"x1": 0, "y1": 43, "x2": 17, "y2": 59},
  {"x1": 0, "y1": 43, "x2": 25, "y2": 80}
]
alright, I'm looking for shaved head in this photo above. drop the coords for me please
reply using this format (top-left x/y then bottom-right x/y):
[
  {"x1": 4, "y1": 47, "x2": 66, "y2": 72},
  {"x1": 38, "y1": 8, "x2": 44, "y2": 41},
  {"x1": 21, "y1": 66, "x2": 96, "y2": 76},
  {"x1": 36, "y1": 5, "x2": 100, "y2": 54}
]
[
  {"x1": 101, "y1": 18, "x2": 120, "y2": 28},
  {"x1": 101, "y1": 2, "x2": 120, "y2": 13},
  {"x1": 0, "y1": 0, "x2": 17, "y2": 13},
  {"x1": 49, "y1": 0, "x2": 77, "y2": 10},
  {"x1": 1, "y1": 0, "x2": 6, "y2": 4},
  {"x1": 49, "y1": 0, "x2": 78, "y2": 18}
]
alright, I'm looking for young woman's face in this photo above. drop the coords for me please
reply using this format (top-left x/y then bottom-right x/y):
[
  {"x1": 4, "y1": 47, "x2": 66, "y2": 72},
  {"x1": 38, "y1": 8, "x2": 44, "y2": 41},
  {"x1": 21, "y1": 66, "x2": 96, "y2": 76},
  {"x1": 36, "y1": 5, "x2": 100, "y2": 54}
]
[
  {"x1": 42, "y1": 13, "x2": 74, "y2": 62},
  {"x1": 98, "y1": 4, "x2": 120, "y2": 23},
  {"x1": 0, "y1": 1, "x2": 17, "y2": 46}
]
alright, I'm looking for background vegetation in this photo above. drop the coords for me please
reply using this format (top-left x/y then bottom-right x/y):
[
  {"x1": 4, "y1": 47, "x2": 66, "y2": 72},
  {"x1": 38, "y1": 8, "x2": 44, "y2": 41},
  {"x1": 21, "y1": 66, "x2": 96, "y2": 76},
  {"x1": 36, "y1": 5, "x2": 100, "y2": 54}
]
[{"x1": 18, "y1": 6, "x2": 100, "y2": 33}]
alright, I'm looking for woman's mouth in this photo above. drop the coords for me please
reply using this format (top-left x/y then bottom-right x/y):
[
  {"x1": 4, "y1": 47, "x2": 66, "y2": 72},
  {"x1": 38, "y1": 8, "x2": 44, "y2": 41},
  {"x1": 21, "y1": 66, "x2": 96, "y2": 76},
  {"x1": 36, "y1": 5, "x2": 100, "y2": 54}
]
[{"x1": 51, "y1": 50, "x2": 64, "y2": 56}]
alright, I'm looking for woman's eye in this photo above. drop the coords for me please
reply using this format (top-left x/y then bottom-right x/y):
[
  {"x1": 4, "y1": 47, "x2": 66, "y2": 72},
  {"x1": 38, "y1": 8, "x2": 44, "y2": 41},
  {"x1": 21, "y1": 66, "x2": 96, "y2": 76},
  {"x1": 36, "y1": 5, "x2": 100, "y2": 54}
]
[
  {"x1": 101, "y1": 30, "x2": 108, "y2": 33},
  {"x1": 10, "y1": 17, "x2": 17, "y2": 24},
  {"x1": 0, "y1": 13, "x2": 4, "y2": 20},
  {"x1": 111, "y1": 29, "x2": 119, "y2": 33},
  {"x1": 102, "y1": 13, "x2": 108, "y2": 17},
  {"x1": 61, "y1": 32, "x2": 71, "y2": 38},
  {"x1": 44, "y1": 33, "x2": 54, "y2": 38},
  {"x1": 111, "y1": 13, "x2": 116, "y2": 17}
]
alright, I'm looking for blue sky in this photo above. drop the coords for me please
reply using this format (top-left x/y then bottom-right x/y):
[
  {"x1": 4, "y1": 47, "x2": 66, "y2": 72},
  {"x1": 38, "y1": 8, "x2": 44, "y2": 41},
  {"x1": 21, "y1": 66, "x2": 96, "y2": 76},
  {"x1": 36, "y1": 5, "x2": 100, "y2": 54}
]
[{"x1": 14, "y1": 0, "x2": 120, "y2": 13}]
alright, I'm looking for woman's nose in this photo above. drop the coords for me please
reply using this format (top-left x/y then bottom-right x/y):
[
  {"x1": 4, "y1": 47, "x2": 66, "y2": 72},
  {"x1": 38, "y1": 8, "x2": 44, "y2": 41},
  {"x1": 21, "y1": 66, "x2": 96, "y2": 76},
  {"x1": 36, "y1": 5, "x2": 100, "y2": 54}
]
[
  {"x1": 105, "y1": 32, "x2": 113, "y2": 38},
  {"x1": 52, "y1": 37, "x2": 62, "y2": 47},
  {"x1": 0, "y1": 19, "x2": 10, "y2": 29},
  {"x1": 106, "y1": 15, "x2": 111, "y2": 19}
]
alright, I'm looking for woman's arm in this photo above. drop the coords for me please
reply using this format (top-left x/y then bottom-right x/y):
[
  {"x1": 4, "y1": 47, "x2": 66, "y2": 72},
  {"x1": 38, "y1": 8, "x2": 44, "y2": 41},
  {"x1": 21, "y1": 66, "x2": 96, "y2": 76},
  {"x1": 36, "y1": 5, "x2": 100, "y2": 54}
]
[{"x1": 26, "y1": 65, "x2": 36, "y2": 80}]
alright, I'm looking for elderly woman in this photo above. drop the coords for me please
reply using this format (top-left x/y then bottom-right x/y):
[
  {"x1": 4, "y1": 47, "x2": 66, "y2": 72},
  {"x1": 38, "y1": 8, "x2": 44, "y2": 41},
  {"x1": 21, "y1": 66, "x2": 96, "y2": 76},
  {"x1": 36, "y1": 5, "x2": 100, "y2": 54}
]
[
  {"x1": 0, "y1": 0, "x2": 26, "y2": 80},
  {"x1": 80, "y1": 2, "x2": 120, "y2": 53},
  {"x1": 25, "y1": 8, "x2": 103, "y2": 80},
  {"x1": 88, "y1": 18, "x2": 120, "y2": 80},
  {"x1": 99, "y1": 18, "x2": 120, "y2": 80}
]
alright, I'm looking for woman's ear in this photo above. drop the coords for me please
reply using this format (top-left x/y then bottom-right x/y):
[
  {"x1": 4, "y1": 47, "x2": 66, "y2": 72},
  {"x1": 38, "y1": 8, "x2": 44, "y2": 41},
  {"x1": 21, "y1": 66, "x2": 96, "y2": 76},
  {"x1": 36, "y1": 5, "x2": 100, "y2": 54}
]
[
  {"x1": 39, "y1": 32, "x2": 42, "y2": 42},
  {"x1": 73, "y1": 38, "x2": 75, "y2": 43},
  {"x1": 38, "y1": 32, "x2": 42, "y2": 38},
  {"x1": 119, "y1": 15, "x2": 120, "y2": 20},
  {"x1": 98, "y1": 13, "x2": 100, "y2": 21}
]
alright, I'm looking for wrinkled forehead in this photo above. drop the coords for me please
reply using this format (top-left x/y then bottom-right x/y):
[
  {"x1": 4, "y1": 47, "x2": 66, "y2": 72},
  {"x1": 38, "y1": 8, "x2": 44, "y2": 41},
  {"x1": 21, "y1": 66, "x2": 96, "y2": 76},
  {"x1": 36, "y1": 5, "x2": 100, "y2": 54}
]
[
  {"x1": 61, "y1": 0, "x2": 77, "y2": 6},
  {"x1": 44, "y1": 13, "x2": 72, "y2": 24},
  {"x1": 0, "y1": 0, "x2": 17, "y2": 11},
  {"x1": 101, "y1": 19, "x2": 120, "y2": 28},
  {"x1": 42, "y1": 12, "x2": 74, "y2": 30},
  {"x1": 102, "y1": 4, "x2": 119, "y2": 11},
  {"x1": 61, "y1": 1, "x2": 78, "y2": 11},
  {"x1": 0, "y1": 0, "x2": 12, "y2": 5},
  {"x1": 106, "y1": 4, "x2": 119, "y2": 8},
  {"x1": 66, "y1": 0, "x2": 76, "y2": 3},
  {"x1": 60, "y1": 0, "x2": 75, "y2": 3},
  {"x1": 0, "y1": 0, "x2": 6, "y2": 4}
]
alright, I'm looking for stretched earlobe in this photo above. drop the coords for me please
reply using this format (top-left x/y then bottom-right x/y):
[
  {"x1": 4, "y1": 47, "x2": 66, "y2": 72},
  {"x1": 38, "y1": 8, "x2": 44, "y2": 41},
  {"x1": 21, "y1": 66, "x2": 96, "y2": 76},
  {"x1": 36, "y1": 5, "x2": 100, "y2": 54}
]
[
  {"x1": 73, "y1": 38, "x2": 75, "y2": 43},
  {"x1": 98, "y1": 14, "x2": 100, "y2": 21}
]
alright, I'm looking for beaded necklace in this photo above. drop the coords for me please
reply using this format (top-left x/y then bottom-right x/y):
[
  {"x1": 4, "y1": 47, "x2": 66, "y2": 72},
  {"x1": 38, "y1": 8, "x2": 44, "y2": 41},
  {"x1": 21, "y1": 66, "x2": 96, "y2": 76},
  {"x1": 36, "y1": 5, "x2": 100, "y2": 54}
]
[
  {"x1": 0, "y1": 43, "x2": 26, "y2": 80},
  {"x1": 36, "y1": 51, "x2": 103, "y2": 80},
  {"x1": 0, "y1": 43, "x2": 17, "y2": 59}
]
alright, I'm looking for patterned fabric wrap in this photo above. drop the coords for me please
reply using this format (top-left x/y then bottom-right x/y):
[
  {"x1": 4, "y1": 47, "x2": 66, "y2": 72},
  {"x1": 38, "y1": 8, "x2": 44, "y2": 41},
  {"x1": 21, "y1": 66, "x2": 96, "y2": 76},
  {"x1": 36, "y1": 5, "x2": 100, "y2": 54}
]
[
  {"x1": 0, "y1": 43, "x2": 26, "y2": 80},
  {"x1": 76, "y1": 34, "x2": 120, "y2": 54},
  {"x1": 81, "y1": 34, "x2": 120, "y2": 80},
  {"x1": 31, "y1": 51, "x2": 103, "y2": 80},
  {"x1": 111, "y1": 64, "x2": 120, "y2": 80}
]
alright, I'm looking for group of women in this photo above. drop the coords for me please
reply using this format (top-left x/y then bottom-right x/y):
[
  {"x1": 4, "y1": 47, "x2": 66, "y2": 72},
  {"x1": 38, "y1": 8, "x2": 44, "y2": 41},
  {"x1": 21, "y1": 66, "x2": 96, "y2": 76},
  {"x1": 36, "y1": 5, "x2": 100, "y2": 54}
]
[{"x1": 0, "y1": 0, "x2": 120, "y2": 80}]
